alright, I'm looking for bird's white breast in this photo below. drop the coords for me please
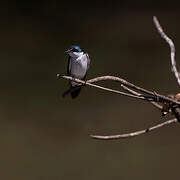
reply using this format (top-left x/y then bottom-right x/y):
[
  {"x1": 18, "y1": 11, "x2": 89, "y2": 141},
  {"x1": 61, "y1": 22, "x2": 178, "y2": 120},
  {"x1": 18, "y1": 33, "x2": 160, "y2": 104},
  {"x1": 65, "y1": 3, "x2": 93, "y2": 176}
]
[{"x1": 70, "y1": 54, "x2": 88, "y2": 79}]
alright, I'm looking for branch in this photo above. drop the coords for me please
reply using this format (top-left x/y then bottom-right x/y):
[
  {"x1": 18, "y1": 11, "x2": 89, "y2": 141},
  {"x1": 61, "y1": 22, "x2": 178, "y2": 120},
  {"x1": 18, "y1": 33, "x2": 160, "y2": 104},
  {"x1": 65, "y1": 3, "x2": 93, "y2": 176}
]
[
  {"x1": 153, "y1": 16, "x2": 180, "y2": 86},
  {"x1": 87, "y1": 76, "x2": 180, "y2": 105},
  {"x1": 90, "y1": 118, "x2": 177, "y2": 140},
  {"x1": 58, "y1": 74, "x2": 180, "y2": 106},
  {"x1": 58, "y1": 75, "x2": 146, "y2": 100},
  {"x1": 121, "y1": 84, "x2": 162, "y2": 110}
]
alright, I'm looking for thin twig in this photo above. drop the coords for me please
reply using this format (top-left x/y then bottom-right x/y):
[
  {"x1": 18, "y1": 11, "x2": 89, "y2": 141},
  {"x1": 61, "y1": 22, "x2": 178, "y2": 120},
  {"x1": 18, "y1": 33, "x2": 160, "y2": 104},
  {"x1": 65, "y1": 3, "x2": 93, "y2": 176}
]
[
  {"x1": 153, "y1": 16, "x2": 180, "y2": 86},
  {"x1": 121, "y1": 84, "x2": 140, "y2": 96},
  {"x1": 121, "y1": 84, "x2": 162, "y2": 110},
  {"x1": 90, "y1": 118, "x2": 177, "y2": 140}
]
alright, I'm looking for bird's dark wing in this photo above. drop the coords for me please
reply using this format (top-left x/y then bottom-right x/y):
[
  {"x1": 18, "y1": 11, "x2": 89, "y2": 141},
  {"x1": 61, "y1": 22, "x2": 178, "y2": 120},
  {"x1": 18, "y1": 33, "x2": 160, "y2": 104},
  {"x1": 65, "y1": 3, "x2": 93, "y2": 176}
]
[
  {"x1": 67, "y1": 56, "x2": 71, "y2": 75},
  {"x1": 85, "y1": 53, "x2": 90, "y2": 70}
]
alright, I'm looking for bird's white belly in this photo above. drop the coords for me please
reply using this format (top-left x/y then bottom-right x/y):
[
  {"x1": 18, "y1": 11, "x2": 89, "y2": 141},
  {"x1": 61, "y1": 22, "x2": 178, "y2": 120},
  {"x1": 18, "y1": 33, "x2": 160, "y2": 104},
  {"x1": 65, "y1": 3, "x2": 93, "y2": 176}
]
[
  {"x1": 70, "y1": 59, "x2": 87, "y2": 87},
  {"x1": 71, "y1": 59, "x2": 87, "y2": 79}
]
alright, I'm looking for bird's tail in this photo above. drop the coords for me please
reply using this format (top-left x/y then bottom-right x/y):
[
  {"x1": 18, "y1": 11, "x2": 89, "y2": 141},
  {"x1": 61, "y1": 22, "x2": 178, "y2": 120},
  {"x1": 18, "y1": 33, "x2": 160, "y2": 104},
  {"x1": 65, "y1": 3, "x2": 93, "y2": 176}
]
[
  {"x1": 71, "y1": 87, "x2": 81, "y2": 99},
  {"x1": 62, "y1": 86, "x2": 81, "y2": 99},
  {"x1": 62, "y1": 87, "x2": 72, "y2": 98}
]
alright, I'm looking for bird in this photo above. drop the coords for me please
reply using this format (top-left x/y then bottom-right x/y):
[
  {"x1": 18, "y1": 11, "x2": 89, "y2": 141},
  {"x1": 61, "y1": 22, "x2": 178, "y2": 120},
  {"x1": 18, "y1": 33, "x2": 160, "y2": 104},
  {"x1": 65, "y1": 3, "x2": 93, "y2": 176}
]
[{"x1": 62, "y1": 45, "x2": 90, "y2": 99}]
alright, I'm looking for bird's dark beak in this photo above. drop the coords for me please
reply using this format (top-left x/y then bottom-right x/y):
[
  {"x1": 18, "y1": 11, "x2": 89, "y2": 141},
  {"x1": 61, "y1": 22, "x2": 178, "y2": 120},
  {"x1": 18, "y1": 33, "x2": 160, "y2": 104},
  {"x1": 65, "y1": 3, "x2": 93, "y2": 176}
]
[{"x1": 65, "y1": 48, "x2": 72, "y2": 53}]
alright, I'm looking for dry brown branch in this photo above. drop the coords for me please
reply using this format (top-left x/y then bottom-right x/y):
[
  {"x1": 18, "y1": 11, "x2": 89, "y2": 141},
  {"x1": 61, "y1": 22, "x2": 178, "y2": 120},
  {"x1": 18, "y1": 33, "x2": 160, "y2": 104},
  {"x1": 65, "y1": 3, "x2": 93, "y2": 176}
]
[
  {"x1": 153, "y1": 16, "x2": 180, "y2": 86},
  {"x1": 58, "y1": 74, "x2": 180, "y2": 106},
  {"x1": 58, "y1": 75, "x2": 146, "y2": 100},
  {"x1": 121, "y1": 84, "x2": 163, "y2": 110},
  {"x1": 58, "y1": 16, "x2": 180, "y2": 140},
  {"x1": 88, "y1": 76, "x2": 180, "y2": 105},
  {"x1": 90, "y1": 118, "x2": 177, "y2": 140}
]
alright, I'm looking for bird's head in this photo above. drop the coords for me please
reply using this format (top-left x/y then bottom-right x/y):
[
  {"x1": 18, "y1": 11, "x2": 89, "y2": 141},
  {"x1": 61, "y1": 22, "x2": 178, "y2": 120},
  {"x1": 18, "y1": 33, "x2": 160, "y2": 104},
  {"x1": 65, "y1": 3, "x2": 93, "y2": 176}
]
[{"x1": 65, "y1": 46, "x2": 83, "y2": 57}]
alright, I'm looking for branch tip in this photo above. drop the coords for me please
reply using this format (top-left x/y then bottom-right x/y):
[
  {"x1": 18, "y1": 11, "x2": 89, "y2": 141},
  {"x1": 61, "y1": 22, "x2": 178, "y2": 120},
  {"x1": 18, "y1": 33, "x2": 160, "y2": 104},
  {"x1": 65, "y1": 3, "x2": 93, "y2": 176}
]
[{"x1": 57, "y1": 74, "x2": 65, "y2": 79}]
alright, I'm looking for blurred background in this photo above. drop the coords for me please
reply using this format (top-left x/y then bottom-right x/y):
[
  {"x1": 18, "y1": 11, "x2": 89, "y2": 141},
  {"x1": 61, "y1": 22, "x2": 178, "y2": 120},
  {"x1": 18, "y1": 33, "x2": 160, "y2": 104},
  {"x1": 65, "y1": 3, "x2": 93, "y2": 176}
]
[{"x1": 1, "y1": 1, "x2": 180, "y2": 179}]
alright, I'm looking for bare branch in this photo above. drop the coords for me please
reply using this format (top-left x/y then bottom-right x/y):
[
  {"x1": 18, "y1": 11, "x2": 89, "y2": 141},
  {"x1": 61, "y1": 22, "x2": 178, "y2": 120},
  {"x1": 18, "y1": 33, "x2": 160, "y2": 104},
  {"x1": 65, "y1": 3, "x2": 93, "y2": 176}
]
[
  {"x1": 88, "y1": 76, "x2": 180, "y2": 105},
  {"x1": 121, "y1": 84, "x2": 163, "y2": 110},
  {"x1": 58, "y1": 74, "x2": 180, "y2": 106},
  {"x1": 58, "y1": 74, "x2": 147, "y2": 101},
  {"x1": 150, "y1": 102, "x2": 163, "y2": 110},
  {"x1": 121, "y1": 84, "x2": 140, "y2": 96},
  {"x1": 153, "y1": 16, "x2": 180, "y2": 86},
  {"x1": 90, "y1": 118, "x2": 177, "y2": 140}
]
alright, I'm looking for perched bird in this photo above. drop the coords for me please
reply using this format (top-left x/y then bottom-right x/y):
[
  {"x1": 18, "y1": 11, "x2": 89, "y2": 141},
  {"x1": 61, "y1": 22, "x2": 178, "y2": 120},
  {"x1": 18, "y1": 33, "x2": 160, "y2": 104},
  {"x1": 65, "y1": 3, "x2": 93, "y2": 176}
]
[{"x1": 62, "y1": 45, "x2": 90, "y2": 99}]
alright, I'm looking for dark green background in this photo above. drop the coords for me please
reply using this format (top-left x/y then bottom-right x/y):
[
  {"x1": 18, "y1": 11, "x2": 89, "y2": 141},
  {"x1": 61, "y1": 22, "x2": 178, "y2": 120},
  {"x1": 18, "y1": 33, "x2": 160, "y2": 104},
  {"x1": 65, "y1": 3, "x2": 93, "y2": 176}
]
[{"x1": 1, "y1": 1, "x2": 180, "y2": 179}]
